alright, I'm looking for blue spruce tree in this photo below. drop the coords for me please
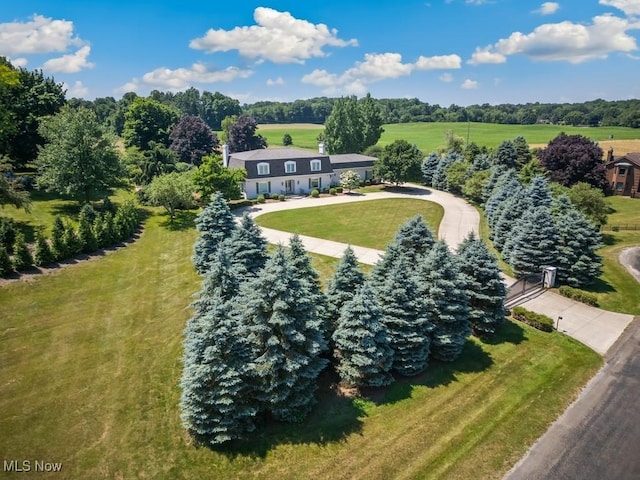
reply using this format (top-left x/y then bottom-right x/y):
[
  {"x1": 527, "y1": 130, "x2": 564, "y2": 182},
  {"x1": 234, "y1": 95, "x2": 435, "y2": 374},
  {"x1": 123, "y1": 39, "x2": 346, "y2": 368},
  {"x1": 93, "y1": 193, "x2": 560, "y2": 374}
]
[
  {"x1": 418, "y1": 241, "x2": 471, "y2": 362},
  {"x1": 456, "y1": 233, "x2": 506, "y2": 335},
  {"x1": 326, "y1": 246, "x2": 365, "y2": 335},
  {"x1": 485, "y1": 171, "x2": 521, "y2": 230},
  {"x1": 224, "y1": 212, "x2": 267, "y2": 281},
  {"x1": 432, "y1": 151, "x2": 463, "y2": 191},
  {"x1": 333, "y1": 281, "x2": 394, "y2": 388},
  {"x1": 193, "y1": 192, "x2": 236, "y2": 275},
  {"x1": 374, "y1": 251, "x2": 431, "y2": 376},
  {"x1": 526, "y1": 174, "x2": 552, "y2": 209},
  {"x1": 180, "y1": 246, "x2": 256, "y2": 445},
  {"x1": 422, "y1": 151, "x2": 440, "y2": 187},
  {"x1": 393, "y1": 214, "x2": 435, "y2": 262},
  {"x1": 241, "y1": 247, "x2": 328, "y2": 422},
  {"x1": 492, "y1": 187, "x2": 530, "y2": 251}
]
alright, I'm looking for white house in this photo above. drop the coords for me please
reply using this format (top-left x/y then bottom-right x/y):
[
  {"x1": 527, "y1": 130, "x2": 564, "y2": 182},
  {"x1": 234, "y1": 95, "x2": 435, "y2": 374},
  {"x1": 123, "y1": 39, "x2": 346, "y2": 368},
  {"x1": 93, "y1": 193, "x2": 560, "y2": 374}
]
[{"x1": 225, "y1": 143, "x2": 377, "y2": 199}]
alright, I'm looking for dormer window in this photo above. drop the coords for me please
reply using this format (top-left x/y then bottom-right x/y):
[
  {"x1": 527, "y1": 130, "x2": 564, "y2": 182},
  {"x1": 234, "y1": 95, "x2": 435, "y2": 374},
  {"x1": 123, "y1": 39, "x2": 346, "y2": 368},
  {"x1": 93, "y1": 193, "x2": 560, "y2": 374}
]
[
  {"x1": 257, "y1": 162, "x2": 270, "y2": 175},
  {"x1": 285, "y1": 161, "x2": 296, "y2": 173},
  {"x1": 310, "y1": 159, "x2": 322, "y2": 172},
  {"x1": 619, "y1": 167, "x2": 626, "y2": 175}
]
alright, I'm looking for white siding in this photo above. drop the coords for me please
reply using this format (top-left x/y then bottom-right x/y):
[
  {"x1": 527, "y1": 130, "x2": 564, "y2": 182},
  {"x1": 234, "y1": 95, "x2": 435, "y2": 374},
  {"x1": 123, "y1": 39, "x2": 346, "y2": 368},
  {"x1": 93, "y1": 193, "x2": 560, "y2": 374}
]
[{"x1": 243, "y1": 174, "x2": 334, "y2": 199}]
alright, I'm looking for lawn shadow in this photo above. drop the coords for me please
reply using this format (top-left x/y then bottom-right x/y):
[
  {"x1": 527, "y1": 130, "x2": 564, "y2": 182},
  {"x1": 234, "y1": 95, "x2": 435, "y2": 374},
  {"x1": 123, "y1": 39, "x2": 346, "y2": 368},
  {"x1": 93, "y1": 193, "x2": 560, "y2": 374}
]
[
  {"x1": 382, "y1": 185, "x2": 431, "y2": 196},
  {"x1": 584, "y1": 277, "x2": 616, "y2": 294},
  {"x1": 12, "y1": 220, "x2": 38, "y2": 243},
  {"x1": 374, "y1": 339, "x2": 494, "y2": 406},
  {"x1": 160, "y1": 210, "x2": 198, "y2": 231},
  {"x1": 478, "y1": 319, "x2": 526, "y2": 346},
  {"x1": 214, "y1": 370, "x2": 366, "y2": 458},
  {"x1": 601, "y1": 233, "x2": 618, "y2": 246}
]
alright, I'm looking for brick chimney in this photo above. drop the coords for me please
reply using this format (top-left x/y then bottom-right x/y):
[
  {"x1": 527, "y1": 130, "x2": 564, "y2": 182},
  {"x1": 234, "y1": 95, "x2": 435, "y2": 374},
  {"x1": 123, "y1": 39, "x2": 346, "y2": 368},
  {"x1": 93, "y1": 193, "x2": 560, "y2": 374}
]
[
  {"x1": 607, "y1": 147, "x2": 614, "y2": 163},
  {"x1": 318, "y1": 141, "x2": 325, "y2": 155}
]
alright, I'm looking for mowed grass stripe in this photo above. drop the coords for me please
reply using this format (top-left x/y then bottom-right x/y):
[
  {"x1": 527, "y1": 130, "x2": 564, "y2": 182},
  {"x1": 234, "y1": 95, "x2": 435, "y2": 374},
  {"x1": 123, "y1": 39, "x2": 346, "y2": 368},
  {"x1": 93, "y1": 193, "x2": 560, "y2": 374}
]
[{"x1": 256, "y1": 199, "x2": 444, "y2": 250}]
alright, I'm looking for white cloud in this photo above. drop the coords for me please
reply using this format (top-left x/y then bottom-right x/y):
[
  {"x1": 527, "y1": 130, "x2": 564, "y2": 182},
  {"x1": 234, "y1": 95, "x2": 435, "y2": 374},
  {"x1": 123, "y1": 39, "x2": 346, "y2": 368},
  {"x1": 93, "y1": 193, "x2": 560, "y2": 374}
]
[
  {"x1": 9, "y1": 57, "x2": 28, "y2": 68},
  {"x1": 63, "y1": 80, "x2": 89, "y2": 98},
  {"x1": 468, "y1": 47, "x2": 507, "y2": 65},
  {"x1": 140, "y1": 63, "x2": 253, "y2": 89},
  {"x1": 600, "y1": 0, "x2": 640, "y2": 15},
  {"x1": 537, "y1": 2, "x2": 560, "y2": 15},
  {"x1": 470, "y1": 14, "x2": 639, "y2": 64},
  {"x1": 114, "y1": 81, "x2": 139, "y2": 95},
  {"x1": 439, "y1": 72, "x2": 454, "y2": 82},
  {"x1": 42, "y1": 45, "x2": 94, "y2": 73},
  {"x1": 302, "y1": 52, "x2": 461, "y2": 95},
  {"x1": 0, "y1": 14, "x2": 83, "y2": 56},
  {"x1": 266, "y1": 77, "x2": 285, "y2": 86},
  {"x1": 415, "y1": 54, "x2": 462, "y2": 70},
  {"x1": 461, "y1": 79, "x2": 479, "y2": 89},
  {"x1": 190, "y1": 7, "x2": 357, "y2": 64}
]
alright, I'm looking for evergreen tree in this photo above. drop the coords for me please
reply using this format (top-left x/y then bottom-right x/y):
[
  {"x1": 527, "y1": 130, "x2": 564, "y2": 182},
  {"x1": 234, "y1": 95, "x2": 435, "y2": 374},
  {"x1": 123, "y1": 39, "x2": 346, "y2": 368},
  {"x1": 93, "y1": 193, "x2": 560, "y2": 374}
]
[
  {"x1": 485, "y1": 171, "x2": 521, "y2": 229},
  {"x1": 492, "y1": 188, "x2": 530, "y2": 251},
  {"x1": 240, "y1": 247, "x2": 328, "y2": 422},
  {"x1": 333, "y1": 281, "x2": 394, "y2": 388},
  {"x1": 368, "y1": 242, "x2": 402, "y2": 292},
  {"x1": 526, "y1": 174, "x2": 552, "y2": 208},
  {"x1": 374, "y1": 252, "x2": 431, "y2": 376},
  {"x1": 180, "y1": 247, "x2": 256, "y2": 445},
  {"x1": 224, "y1": 212, "x2": 267, "y2": 280},
  {"x1": 418, "y1": 241, "x2": 470, "y2": 362},
  {"x1": 101, "y1": 212, "x2": 117, "y2": 247},
  {"x1": 392, "y1": 214, "x2": 435, "y2": 262},
  {"x1": 554, "y1": 204, "x2": 602, "y2": 287},
  {"x1": 287, "y1": 234, "x2": 328, "y2": 338},
  {"x1": 34, "y1": 228, "x2": 54, "y2": 266},
  {"x1": 507, "y1": 207, "x2": 560, "y2": 278},
  {"x1": 326, "y1": 246, "x2": 365, "y2": 335},
  {"x1": 432, "y1": 151, "x2": 463, "y2": 191},
  {"x1": 93, "y1": 214, "x2": 106, "y2": 249},
  {"x1": 12, "y1": 231, "x2": 33, "y2": 271},
  {"x1": 50, "y1": 216, "x2": 66, "y2": 261},
  {"x1": 513, "y1": 136, "x2": 532, "y2": 168},
  {"x1": 63, "y1": 223, "x2": 81, "y2": 257},
  {"x1": 472, "y1": 153, "x2": 491, "y2": 171},
  {"x1": 492, "y1": 140, "x2": 518, "y2": 169},
  {"x1": 78, "y1": 207, "x2": 98, "y2": 252},
  {"x1": 0, "y1": 244, "x2": 11, "y2": 275},
  {"x1": 114, "y1": 200, "x2": 139, "y2": 241},
  {"x1": 456, "y1": 233, "x2": 506, "y2": 335},
  {"x1": 193, "y1": 192, "x2": 236, "y2": 275},
  {"x1": 422, "y1": 151, "x2": 440, "y2": 186}
]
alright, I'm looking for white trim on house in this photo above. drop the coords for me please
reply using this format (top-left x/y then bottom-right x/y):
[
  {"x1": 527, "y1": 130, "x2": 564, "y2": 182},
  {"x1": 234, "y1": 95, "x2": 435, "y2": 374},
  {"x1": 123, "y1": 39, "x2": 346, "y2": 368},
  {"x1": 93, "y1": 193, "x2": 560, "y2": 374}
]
[{"x1": 243, "y1": 173, "x2": 334, "y2": 198}]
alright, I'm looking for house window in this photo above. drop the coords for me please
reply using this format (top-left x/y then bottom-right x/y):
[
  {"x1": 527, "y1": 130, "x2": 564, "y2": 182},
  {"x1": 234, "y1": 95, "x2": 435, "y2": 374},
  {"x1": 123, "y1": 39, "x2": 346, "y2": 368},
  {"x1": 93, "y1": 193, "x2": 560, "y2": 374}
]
[
  {"x1": 618, "y1": 167, "x2": 626, "y2": 175},
  {"x1": 309, "y1": 177, "x2": 321, "y2": 190},
  {"x1": 257, "y1": 162, "x2": 270, "y2": 175},
  {"x1": 285, "y1": 161, "x2": 296, "y2": 173},
  {"x1": 615, "y1": 182, "x2": 624, "y2": 191},
  {"x1": 257, "y1": 181, "x2": 270, "y2": 194},
  {"x1": 310, "y1": 159, "x2": 322, "y2": 172},
  {"x1": 365, "y1": 169, "x2": 374, "y2": 180}
]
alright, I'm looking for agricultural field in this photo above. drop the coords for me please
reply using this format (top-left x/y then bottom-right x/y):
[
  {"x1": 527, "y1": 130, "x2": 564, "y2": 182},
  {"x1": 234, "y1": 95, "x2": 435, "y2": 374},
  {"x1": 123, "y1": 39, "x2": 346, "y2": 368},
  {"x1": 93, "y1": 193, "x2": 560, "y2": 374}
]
[
  {"x1": 0, "y1": 194, "x2": 603, "y2": 479},
  {"x1": 256, "y1": 122, "x2": 640, "y2": 154}
]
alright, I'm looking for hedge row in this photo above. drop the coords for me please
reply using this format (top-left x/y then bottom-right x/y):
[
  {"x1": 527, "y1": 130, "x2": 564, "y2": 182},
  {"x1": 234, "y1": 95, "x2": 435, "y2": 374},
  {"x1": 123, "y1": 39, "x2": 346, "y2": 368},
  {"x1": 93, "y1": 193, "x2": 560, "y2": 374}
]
[
  {"x1": 511, "y1": 306, "x2": 555, "y2": 332},
  {"x1": 558, "y1": 285, "x2": 599, "y2": 307}
]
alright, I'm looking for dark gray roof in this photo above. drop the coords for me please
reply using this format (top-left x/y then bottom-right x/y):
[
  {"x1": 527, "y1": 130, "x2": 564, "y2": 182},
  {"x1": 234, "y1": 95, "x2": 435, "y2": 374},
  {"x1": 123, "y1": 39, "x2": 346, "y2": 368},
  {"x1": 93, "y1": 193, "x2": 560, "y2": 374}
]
[
  {"x1": 229, "y1": 148, "x2": 332, "y2": 179},
  {"x1": 329, "y1": 153, "x2": 376, "y2": 170},
  {"x1": 606, "y1": 152, "x2": 640, "y2": 168}
]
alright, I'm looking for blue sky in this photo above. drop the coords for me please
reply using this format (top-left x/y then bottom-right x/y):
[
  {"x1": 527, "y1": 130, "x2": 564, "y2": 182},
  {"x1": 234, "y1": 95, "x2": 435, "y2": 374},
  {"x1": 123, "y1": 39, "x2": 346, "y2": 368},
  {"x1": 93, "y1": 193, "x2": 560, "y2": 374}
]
[{"x1": 1, "y1": 0, "x2": 639, "y2": 105}]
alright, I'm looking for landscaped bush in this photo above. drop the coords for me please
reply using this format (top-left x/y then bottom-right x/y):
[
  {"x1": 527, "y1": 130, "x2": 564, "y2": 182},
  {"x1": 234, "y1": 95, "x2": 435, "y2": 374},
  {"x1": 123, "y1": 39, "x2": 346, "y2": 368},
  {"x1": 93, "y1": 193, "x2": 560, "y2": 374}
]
[
  {"x1": 12, "y1": 231, "x2": 33, "y2": 271},
  {"x1": 229, "y1": 199, "x2": 253, "y2": 210},
  {"x1": 329, "y1": 188, "x2": 337, "y2": 195},
  {"x1": 558, "y1": 285, "x2": 599, "y2": 307},
  {"x1": 278, "y1": 194, "x2": 285, "y2": 201},
  {"x1": 257, "y1": 194, "x2": 266, "y2": 203},
  {"x1": 336, "y1": 186, "x2": 343, "y2": 193},
  {"x1": 0, "y1": 216, "x2": 16, "y2": 253},
  {"x1": 311, "y1": 189, "x2": 320, "y2": 198},
  {"x1": 511, "y1": 306, "x2": 554, "y2": 332},
  {"x1": 0, "y1": 245, "x2": 12, "y2": 275},
  {"x1": 34, "y1": 229, "x2": 54, "y2": 267}
]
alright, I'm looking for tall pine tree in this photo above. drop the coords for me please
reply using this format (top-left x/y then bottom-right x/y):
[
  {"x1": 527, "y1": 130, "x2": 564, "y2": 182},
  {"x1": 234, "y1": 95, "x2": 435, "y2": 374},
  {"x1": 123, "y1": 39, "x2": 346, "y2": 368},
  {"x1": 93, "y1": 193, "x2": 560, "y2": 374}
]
[
  {"x1": 392, "y1": 214, "x2": 435, "y2": 262},
  {"x1": 418, "y1": 241, "x2": 471, "y2": 362},
  {"x1": 240, "y1": 247, "x2": 328, "y2": 422},
  {"x1": 456, "y1": 233, "x2": 506, "y2": 335},
  {"x1": 193, "y1": 192, "x2": 236, "y2": 275},
  {"x1": 224, "y1": 212, "x2": 267, "y2": 281},
  {"x1": 180, "y1": 246, "x2": 256, "y2": 445},
  {"x1": 506, "y1": 207, "x2": 559, "y2": 278},
  {"x1": 333, "y1": 281, "x2": 394, "y2": 388},
  {"x1": 422, "y1": 151, "x2": 440, "y2": 187},
  {"x1": 325, "y1": 246, "x2": 365, "y2": 335}
]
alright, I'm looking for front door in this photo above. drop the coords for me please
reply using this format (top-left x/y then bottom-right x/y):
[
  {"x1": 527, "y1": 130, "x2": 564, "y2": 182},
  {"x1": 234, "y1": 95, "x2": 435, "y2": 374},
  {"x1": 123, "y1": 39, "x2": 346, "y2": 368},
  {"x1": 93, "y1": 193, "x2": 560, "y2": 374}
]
[{"x1": 285, "y1": 179, "x2": 295, "y2": 194}]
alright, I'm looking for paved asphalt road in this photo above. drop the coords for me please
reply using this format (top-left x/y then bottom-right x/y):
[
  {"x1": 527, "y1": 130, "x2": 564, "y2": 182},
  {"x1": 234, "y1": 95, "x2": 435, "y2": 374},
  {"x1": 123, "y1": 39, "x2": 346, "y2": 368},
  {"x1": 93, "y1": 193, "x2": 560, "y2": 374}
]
[{"x1": 505, "y1": 316, "x2": 640, "y2": 480}]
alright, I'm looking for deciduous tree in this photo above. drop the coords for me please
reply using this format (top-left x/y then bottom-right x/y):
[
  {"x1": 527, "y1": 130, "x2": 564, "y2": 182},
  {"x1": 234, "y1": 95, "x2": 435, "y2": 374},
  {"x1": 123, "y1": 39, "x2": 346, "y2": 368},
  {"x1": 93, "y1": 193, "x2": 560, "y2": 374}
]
[
  {"x1": 145, "y1": 171, "x2": 195, "y2": 221},
  {"x1": 169, "y1": 115, "x2": 219, "y2": 166},
  {"x1": 374, "y1": 140, "x2": 423, "y2": 185},
  {"x1": 223, "y1": 115, "x2": 267, "y2": 153},
  {"x1": 122, "y1": 97, "x2": 179, "y2": 150},
  {"x1": 193, "y1": 153, "x2": 246, "y2": 201},
  {"x1": 339, "y1": 170, "x2": 361, "y2": 192}
]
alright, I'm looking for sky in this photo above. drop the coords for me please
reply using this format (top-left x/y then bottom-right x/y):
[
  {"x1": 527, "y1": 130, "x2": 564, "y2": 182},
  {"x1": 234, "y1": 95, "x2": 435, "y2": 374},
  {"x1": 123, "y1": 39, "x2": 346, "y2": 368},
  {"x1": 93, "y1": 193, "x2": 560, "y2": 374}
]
[{"x1": 1, "y1": 0, "x2": 639, "y2": 105}]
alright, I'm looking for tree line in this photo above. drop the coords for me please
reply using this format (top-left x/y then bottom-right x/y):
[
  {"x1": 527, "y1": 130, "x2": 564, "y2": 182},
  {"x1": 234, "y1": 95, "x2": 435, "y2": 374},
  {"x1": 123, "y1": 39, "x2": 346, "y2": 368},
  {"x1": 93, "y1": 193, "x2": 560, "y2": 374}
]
[{"x1": 180, "y1": 193, "x2": 506, "y2": 445}]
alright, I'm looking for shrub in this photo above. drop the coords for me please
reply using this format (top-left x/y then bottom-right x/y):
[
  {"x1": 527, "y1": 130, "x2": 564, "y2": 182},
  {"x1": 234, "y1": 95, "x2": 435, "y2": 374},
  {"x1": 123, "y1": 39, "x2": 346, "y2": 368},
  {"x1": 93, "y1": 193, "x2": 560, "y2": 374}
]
[
  {"x1": 558, "y1": 285, "x2": 599, "y2": 307},
  {"x1": 278, "y1": 194, "x2": 285, "y2": 201},
  {"x1": 34, "y1": 229, "x2": 54, "y2": 267},
  {"x1": 329, "y1": 188, "x2": 337, "y2": 195},
  {"x1": 311, "y1": 189, "x2": 320, "y2": 198},
  {"x1": 511, "y1": 306, "x2": 554, "y2": 332},
  {"x1": 365, "y1": 179, "x2": 371, "y2": 186},
  {"x1": 50, "y1": 216, "x2": 67, "y2": 261},
  {"x1": 0, "y1": 245, "x2": 12, "y2": 276},
  {"x1": 0, "y1": 216, "x2": 16, "y2": 253},
  {"x1": 336, "y1": 186, "x2": 343, "y2": 193},
  {"x1": 257, "y1": 194, "x2": 266, "y2": 204},
  {"x1": 12, "y1": 231, "x2": 33, "y2": 271},
  {"x1": 229, "y1": 199, "x2": 253, "y2": 210}
]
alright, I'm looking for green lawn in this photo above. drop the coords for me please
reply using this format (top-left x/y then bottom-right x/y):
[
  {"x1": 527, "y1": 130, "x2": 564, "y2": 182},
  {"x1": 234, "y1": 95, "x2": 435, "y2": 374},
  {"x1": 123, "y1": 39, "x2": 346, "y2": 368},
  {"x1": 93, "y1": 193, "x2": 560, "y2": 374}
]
[
  {"x1": 0, "y1": 208, "x2": 601, "y2": 479},
  {"x1": 256, "y1": 198, "x2": 444, "y2": 250},
  {"x1": 256, "y1": 122, "x2": 640, "y2": 154}
]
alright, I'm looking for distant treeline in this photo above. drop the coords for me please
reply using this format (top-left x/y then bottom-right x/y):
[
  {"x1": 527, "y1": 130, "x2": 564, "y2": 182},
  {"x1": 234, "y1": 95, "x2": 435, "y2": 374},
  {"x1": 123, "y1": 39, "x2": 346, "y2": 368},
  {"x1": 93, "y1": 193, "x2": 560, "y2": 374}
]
[{"x1": 68, "y1": 89, "x2": 640, "y2": 130}]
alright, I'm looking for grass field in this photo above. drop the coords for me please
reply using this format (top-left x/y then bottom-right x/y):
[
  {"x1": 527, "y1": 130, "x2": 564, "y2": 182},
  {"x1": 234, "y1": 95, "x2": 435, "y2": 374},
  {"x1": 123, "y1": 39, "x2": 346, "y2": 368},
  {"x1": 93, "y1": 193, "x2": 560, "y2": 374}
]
[
  {"x1": 256, "y1": 198, "x2": 444, "y2": 250},
  {"x1": 0, "y1": 207, "x2": 602, "y2": 479},
  {"x1": 256, "y1": 122, "x2": 640, "y2": 154}
]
